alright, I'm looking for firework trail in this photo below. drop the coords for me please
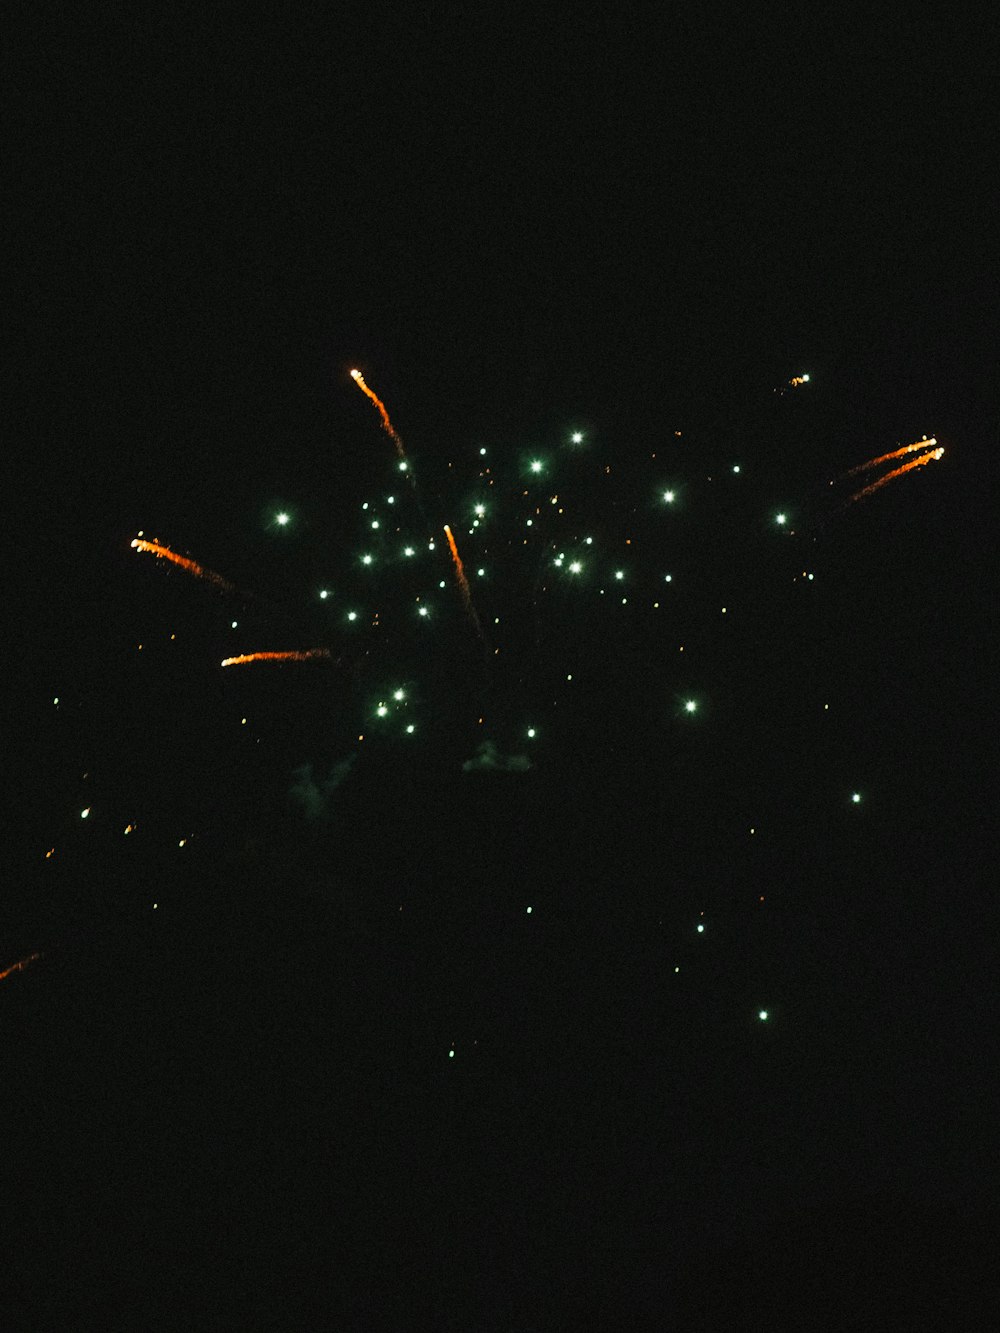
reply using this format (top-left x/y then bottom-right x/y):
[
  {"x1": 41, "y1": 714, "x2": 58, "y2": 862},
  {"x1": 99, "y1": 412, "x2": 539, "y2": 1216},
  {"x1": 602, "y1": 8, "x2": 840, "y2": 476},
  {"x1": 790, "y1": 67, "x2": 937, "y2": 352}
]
[
  {"x1": 443, "y1": 523, "x2": 484, "y2": 641},
  {"x1": 0, "y1": 951, "x2": 42, "y2": 983},
  {"x1": 221, "y1": 649, "x2": 332, "y2": 668},
  {"x1": 849, "y1": 446, "x2": 944, "y2": 504},
  {"x1": 842, "y1": 437, "x2": 938, "y2": 479},
  {"x1": 131, "y1": 538, "x2": 238, "y2": 593},
  {"x1": 350, "y1": 369, "x2": 408, "y2": 463}
]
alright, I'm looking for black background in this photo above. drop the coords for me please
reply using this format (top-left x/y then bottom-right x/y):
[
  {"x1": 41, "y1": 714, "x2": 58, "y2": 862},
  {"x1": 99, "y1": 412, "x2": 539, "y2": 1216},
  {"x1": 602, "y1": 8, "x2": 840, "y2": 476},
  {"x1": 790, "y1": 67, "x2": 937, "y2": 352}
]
[{"x1": 5, "y1": 7, "x2": 999, "y2": 1327}]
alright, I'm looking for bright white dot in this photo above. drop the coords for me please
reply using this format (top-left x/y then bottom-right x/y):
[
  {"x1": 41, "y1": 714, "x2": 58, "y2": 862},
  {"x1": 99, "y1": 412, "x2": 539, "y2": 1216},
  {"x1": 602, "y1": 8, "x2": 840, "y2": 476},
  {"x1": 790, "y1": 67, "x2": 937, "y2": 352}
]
[
  {"x1": 614, "y1": 570, "x2": 624, "y2": 580},
  {"x1": 526, "y1": 905, "x2": 533, "y2": 913},
  {"x1": 393, "y1": 689, "x2": 405, "y2": 701},
  {"x1": 53, "y1": 697, "x2": 59, "y2": 705},
  {"x1": 376, "y1": 704, "x2": 388, "y2": 717},
  {"x1": 530, "y1": 460, "x2": 543, "y2": 473},
  {"x1": 439, "y1": 579, "x2": 446, "y2": 588},
  {"x1": 569, "y1": 561, "x2": 582, "y2": 574},
  {"x1": 474, "y1": 504, "x2": 486, "y2": 516},
  {"x1": 399, "y1": 461, "x2": 408, "y2": 472},
  {"x1": 347, "y1": 611, "x2": 358, "y2": 622},
  {"x1": 684, "y1": 700, "x2": 697, "y2": 713},
  {"x1": 404, "y1": 546, "x2": 415, "y2": 556},
  {"x1": 697, "y1": 923, "x2": 705, "y2": 933},
  {"x1": 585, "y1": 536, "x2": 593, "y2": 545},
  {"x1": 823, "y1": 704, "x2": 829, "y2": 710},
  {"x1": 758, "y1": 1010, "x2": 769, "y2": 1021},
  {"x1": 406, "y1": 724, "x2": 415, "y2": 734},
  {"x1": 527, "y1": 727, "x2": 536, "y2": 738},
  {"x1": 81, "y1": 807, "x2": 91, "y2": 819},
  {"x1": 802, "y1": 374, "x2": 810, "y2": 382},
  {"x1": 387, "y1": 496, "x2": 395, "y2": 505},
  {"x1": 851, "y1": 792, "x2": 862, "y2": 804},
  {"x1": 775, "y1": 513, "x2": 787, "y2": 526},
  {"x1": 566, "y1": 674, "x2": 573, "y2": 681},
  {"x1": 448, "y1": 1049, "x2": 455, "y2": 1058},
  {"x1": 480, "y1": 447, "x2": 487, "y2": 456},
  {"x1": 733, "y1": 465, "x2": 741, "y2": 474},
  {"x1": 428, "y1": 541, "x2": 436, "y2": 550},
  {"x1": 371, "y1": 520, "x2": 380, "y2": 529},
  {"x1": 319, "y1": 590, "x2": 329, "y2": 600},
  {"x1": 361, "y1": 554, "x2": 373, "y2": 565},
  {"x1": 571, "y1": 432, "x2": 583, "y2": 443},
  {"x1": 663, "y1": 490, "x2": 675, "y2": 503},
  {"x1": 665, "y1": 574, "x2": 673, "y2": 582},
  {"x1": 477, "y1": 568, "x2": 485, "y2": 577},
  {"x1": 276, "y1": 512, "x2": 290, "y2": 526},
  {"x1": 807, "y1": 573, "x2": 814, "y2": 581},
  {"x1": 178, "y1": 839, "x2": 187, "y2": 847},
  {"x1": 362, "y1": 502, "x2": 369, "y2": 510},
  {"x1": 241, "y1": 717, "x2": 247, "y2": 725},
  {"x1": 418, "y1": 607, "x2": 429, "y2": 617}
]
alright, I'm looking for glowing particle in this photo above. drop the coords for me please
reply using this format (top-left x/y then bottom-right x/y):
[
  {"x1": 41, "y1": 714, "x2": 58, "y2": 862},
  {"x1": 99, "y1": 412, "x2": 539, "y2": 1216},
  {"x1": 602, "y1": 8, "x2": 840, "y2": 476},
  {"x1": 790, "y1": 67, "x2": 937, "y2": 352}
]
[
  {"x1": 684, "y1": 700, "x2": 697, "y2": 713},
  {"x1": 53, "y1": 697, "x2": 59, "y2": 705},
  {"x1": 851, "y1": 792, "x2": 862, "y2": 804},
  {"x1": 376, "y1": 704, "x2": 388, "y2": 717},
  {"x1": 527, "y1": 727, "x2": 536, "y2": 738},
  {"x1": 530, "y1": 460, "x2": 543, "y2": 473},
  {"x1": 569, "y1": 561, "x2": 582, "y2": 574},
  {"x1": 662, "y1": 490, "x2": 675, "y2": 503},
  {"x1": 350, "y1": 368, "x2": 408, "y2": 462},
  {"x1": 526, "y1": 906, "x2": 533, "y2": 914},
  {"x1": 387, "y1": 496, "x2": 395, "y2": 505},
  {"x1": 775, "y1": 513, "x2": 787, "y2": 526},
  {"x1": 361, "y1": 554, "x2": 373, "y2": 565},
  {"x1": 221, "y1": 649, "x2": 330, "y2": 668},
  {"x1": 178, "y1": 838, "x2": 187, "y2": 847},
  {"x1": 404, "y1": 546, "x2": 415, "y2": 556},
  {"x1": 371, "y1": 520, "x2": 380, "y2": 529},
  {"x1": 697, "y1": 923, "x2": 705, "y2": 933},
  {"x1": 571, "y1": 432, "x2": 583, "y2": 443},
  {"x1": 405, "y1": 724, "x2": 415, "y2": 734},
  {"x1": 480, "y1": 447, "x2": 487, "y2": 456},
  {"x1": 418, "y1": 606, "x2": 429, "y2": 618},
  {"x1": 319, "y1": 591, "x2": 330, "y2": 600},
  {"x1": 474, "y1": 504, "x2": 486, "y2": 517},
  {"x1": 733, "y1": 465, "x2": 741, "y2": 473},
  {"x1": 347, "y1": 611, "x2": 359, "y2": 622},
  {"x1": 614, "y1": 570, "x2": 624, "y2": 581},
  {"x1": 448, "y1": 1049, "x2": 455, "y2": 1059},
  {"x1": 393, "y1": 688, "x2": 405, "y2": 701},
  {"x1": 276, "y1": 512, "x2": 290, "y2": 526},
  {"x1": 758, "y1": 1010, "x2": 769, "y2": 1021},
  {"x1": 153, "y1": 903, "x2": 158, "y2": 909},
  {"x1": 81, "y1": 808, "x2": 91, "y2": 819},
  {"x1": 399, "y1": 461, "x2": 408, "y2": 472}
]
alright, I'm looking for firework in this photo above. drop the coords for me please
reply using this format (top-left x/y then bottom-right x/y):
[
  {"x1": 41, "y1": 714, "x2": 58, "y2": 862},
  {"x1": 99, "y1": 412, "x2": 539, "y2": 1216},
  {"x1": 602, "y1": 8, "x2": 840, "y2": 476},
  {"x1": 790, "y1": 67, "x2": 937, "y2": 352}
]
[
  {"x1": 842, "y1": 437, "x2": 938, "y2": 479},
  {"x1": 848, "y1": 446, "x2": 944, "y2": 504},
  {"x1": 220, "y1": 649, "x2": 332, "y2": 668},
  {"x1": 443, "y1": 523, "x2": 484, "y2": 640},
  {"x1": 350, "y1": 369, "x2": 408, "y2": 463},
  {"x1": 0, "y1": 951, "x2": 42, "y2": 983},
  {"x1": 132, "y1": 538, "x2": 237, "y2": 593}
]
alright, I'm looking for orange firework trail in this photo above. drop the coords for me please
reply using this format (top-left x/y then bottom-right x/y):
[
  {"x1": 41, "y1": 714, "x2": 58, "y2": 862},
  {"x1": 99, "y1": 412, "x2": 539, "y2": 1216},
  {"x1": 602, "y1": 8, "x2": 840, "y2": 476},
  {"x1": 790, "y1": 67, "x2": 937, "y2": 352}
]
[
  {"x1": 849, "y1": 446, "x2": 944, "y2": 503},
  {"x1": 220, "y1": 649, "x2": 332, "y2": 668},
  {"x1": 350, "y1": 369, "x2": 407, "y2": 462},
  {"x1": 843, "y1": 437, "x2": 938, "y2": 479},
  {"x1": 443, "y1": 523, "x2": 484, "y2": 640},
  {"x1": 131, "y1": 538, "x2": 237, "y2": 593},
  {"x1": 0, "y1": 951, "x2": 42, "y2": 983}
]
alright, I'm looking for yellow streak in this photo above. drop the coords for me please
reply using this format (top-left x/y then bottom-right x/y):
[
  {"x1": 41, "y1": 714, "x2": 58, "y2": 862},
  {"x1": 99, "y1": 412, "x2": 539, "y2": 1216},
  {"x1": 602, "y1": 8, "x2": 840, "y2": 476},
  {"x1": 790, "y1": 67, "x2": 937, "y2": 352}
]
[
  {"x1": 443, "y1": 524, "x2": 484, "y2": 640},
  {"x1": 221, "y1": 649, "x2": 332, "y2": 668}
]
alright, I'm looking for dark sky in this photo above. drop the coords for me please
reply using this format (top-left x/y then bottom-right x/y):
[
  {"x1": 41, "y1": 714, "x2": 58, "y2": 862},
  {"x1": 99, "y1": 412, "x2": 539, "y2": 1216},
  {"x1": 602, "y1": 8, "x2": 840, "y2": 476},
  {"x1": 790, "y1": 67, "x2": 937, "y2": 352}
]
[{"x1": 7, "y1": 9, "x2": 1000, "y2": 1325}]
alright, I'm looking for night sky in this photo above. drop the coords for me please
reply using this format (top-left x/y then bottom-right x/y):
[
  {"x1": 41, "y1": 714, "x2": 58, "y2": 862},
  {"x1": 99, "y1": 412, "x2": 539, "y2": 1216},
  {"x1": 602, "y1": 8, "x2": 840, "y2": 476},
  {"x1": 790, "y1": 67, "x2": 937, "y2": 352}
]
[{"x1": 7, "y1": 9, "x2": 1000, "y2": 1327}]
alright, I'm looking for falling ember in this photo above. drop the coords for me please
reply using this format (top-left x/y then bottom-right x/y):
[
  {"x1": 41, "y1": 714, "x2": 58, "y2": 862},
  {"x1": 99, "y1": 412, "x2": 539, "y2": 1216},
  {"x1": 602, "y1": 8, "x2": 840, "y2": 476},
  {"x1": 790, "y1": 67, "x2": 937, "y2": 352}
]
[
  {"x1": 220, "y1": 649, "x2": 332, "y2": 668},
  {"x1": 350, "y1": 369, "x2": 408, "y2": 463},
  {"x1": 841, "y1": 437, "x2": 938, "y2": 479},
  {"x1": 443, "y1": 523, "x2": 484, "y2": 641},
  {"x1": 131, "y1": 538, "x2": 237, "y2": 593},
  {"x1": 0, "y1": 951, "x2": 42, "y2": 983},
  {"x1": 849, "y1": 446, "x2": 944, "y2": 504}
]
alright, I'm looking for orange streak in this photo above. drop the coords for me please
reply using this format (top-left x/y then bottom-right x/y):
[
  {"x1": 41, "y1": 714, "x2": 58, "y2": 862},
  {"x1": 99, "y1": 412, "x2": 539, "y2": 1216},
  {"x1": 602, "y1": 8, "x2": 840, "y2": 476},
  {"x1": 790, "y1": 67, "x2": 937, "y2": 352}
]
[
  {"x1": 350, "y1": 369, "x2": 407, "y2": 462},
  {"x1": 443, "y1": 524, "x2": 484, "y2": 640},
  {"x1": 849, "y1": 447, "x2": 944, "y2": 503},
  {"x1": 843, "y1": 437, "x2": 938, "y2": 478},
  {"x1": 221, "y1": 649, "x2": 332, "y2": 668},
  {"x1": 0, "y1": 951, "x2": 42, "y2": 983},
  {"x1": 131, "y1": 538, "x2": 236, "y2": 593}
]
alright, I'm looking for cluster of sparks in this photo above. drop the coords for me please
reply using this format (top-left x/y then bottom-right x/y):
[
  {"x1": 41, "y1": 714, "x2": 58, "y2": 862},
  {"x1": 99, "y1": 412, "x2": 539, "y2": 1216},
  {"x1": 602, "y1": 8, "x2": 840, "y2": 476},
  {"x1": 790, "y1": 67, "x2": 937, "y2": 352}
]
[{"x1": 23, "y1": 367, "x2": 945, "y2": 1046}]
